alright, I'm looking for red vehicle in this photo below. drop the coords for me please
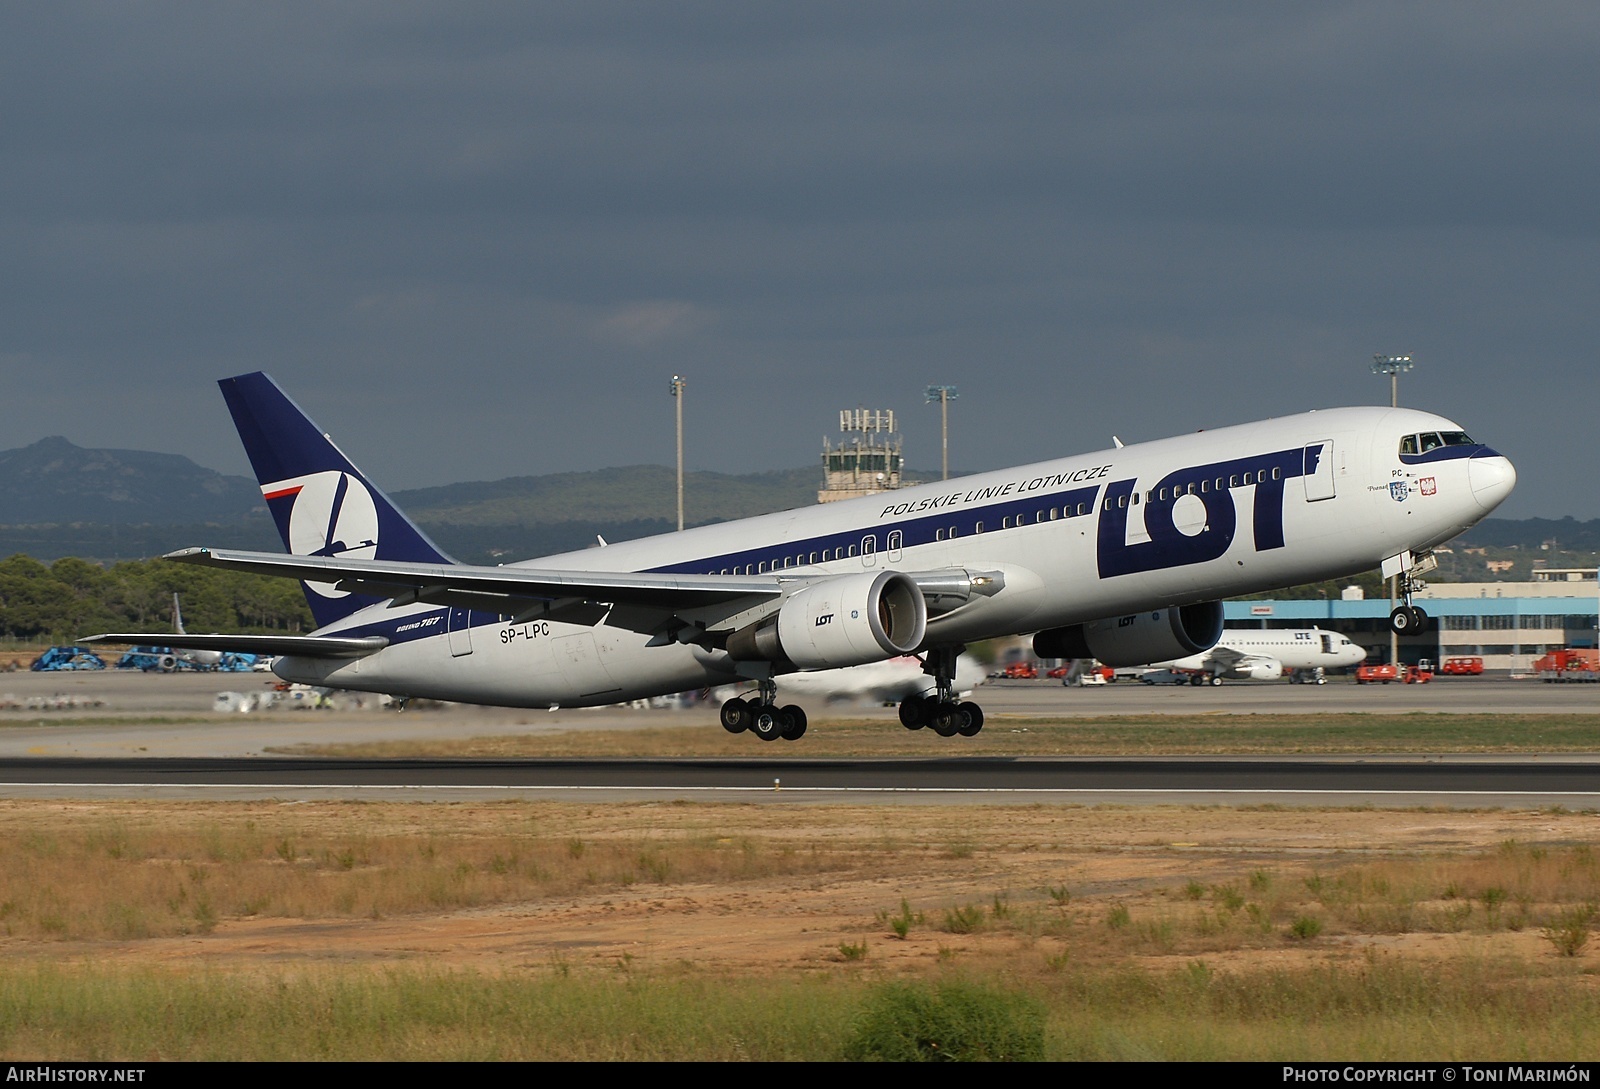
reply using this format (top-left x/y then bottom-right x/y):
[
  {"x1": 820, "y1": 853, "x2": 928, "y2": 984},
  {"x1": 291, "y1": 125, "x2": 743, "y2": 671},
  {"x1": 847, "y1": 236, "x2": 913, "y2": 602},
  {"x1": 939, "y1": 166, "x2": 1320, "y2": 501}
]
[
  {"x1": 1356, "y1": 664, "x2": 1398, "y2": 684},
  {"x1": 1403, "y1": 663, "x2": 1433, "y2": 684},
  {"x1": 1439, "y1": 656, "x2": 1484, "y2": 675},
  {"x1": 1001, "y1": 662, "x2": 1038, "y2": 679},
  {"x1": 1534, "y1": 649, "x2": 1600, "y2": 682}
]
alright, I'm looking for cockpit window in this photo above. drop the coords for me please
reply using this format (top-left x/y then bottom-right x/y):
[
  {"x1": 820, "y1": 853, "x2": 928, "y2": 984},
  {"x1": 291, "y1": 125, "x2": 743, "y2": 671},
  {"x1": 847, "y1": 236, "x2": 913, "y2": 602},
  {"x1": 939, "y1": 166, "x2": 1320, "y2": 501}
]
[{"x1": 1401, "y1": 430, "x2": 1476, "y2": 456}]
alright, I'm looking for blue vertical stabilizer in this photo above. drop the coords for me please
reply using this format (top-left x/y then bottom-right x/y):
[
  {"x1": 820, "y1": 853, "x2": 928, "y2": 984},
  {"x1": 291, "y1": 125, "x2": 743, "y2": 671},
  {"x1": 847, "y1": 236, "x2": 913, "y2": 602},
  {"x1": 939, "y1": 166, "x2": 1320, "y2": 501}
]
[{"x1": 218, "y1": 372, "x2": 455, "y2": 627}]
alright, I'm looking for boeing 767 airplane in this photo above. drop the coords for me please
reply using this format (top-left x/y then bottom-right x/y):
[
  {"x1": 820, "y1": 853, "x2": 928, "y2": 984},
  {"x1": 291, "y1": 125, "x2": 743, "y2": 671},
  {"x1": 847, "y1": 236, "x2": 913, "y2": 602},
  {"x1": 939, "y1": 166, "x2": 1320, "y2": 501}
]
[{"x1": 86, "y1": 373, "x2": 1515, "y2": 741}]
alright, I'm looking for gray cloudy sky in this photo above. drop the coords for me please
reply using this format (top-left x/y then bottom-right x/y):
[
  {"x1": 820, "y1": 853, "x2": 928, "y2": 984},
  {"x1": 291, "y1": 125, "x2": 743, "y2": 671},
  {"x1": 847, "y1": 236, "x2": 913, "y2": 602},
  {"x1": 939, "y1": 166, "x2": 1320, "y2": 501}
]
[{"x1": 3, "y1": 2, "x2": 1595, "y2": 519}]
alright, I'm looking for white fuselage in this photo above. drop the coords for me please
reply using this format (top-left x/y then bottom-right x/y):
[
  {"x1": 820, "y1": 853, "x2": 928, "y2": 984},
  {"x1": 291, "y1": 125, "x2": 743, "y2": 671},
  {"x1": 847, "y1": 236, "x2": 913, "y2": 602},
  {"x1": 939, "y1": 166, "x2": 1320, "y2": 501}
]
[{"x1": 277, "y1": 406, "x2": 1513, "y2": 708}]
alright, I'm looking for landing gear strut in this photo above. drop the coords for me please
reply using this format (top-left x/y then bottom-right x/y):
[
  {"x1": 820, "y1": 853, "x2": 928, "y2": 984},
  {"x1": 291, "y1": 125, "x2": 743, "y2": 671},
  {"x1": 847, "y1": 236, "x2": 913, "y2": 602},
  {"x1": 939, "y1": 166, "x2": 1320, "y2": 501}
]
[
  {"x1": 1389, "y1": 573, "x2": 1430, "y2": 636},
  {"x1": 720, "y1": 678, "x2": 807, "y2": 742},
  {"x1": 898, "y1": 645, "x2": 985, "y2": 738}
]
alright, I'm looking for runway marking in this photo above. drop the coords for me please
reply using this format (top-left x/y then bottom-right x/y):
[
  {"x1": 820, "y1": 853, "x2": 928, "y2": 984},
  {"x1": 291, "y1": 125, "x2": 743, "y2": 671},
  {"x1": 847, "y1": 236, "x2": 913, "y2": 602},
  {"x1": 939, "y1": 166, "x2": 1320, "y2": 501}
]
[{"x1": 1, "y1": 782, "x2": 1598, "y2": 798}]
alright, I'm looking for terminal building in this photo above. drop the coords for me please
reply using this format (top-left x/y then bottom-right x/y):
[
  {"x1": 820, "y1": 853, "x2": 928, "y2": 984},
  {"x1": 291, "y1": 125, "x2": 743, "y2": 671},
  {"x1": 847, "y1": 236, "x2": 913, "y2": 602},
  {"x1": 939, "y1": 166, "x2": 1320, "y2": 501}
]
[{"x1": 1225, "y1": 570, "x2": 1600, "y2": 670}]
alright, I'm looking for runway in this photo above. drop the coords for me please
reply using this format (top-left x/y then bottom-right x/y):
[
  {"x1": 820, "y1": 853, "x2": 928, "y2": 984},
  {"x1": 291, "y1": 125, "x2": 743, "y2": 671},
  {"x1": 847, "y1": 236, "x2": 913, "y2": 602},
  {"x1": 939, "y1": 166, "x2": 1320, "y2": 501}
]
[
  {"x1": 0, "y1": 753, "x2": 1597, "y2": 807},
  {"x1": 2, "y1": 671, "x2": 1597, "y2": 806}
]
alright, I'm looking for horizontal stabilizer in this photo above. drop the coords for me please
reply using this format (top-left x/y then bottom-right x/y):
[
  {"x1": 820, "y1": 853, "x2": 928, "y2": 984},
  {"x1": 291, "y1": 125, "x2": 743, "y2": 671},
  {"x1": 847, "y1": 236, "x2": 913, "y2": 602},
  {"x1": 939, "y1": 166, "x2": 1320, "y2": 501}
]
[{"x1": 79, "y1": 633, "x2": 389, "y2": 659}]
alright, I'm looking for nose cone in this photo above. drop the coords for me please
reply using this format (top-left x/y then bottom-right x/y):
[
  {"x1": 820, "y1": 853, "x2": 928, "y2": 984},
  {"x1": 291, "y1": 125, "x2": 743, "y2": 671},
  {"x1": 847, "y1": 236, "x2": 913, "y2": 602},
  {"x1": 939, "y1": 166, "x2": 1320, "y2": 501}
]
[{"x1": 1468, "y1": 449, "x2": 1516, "y2": 512}]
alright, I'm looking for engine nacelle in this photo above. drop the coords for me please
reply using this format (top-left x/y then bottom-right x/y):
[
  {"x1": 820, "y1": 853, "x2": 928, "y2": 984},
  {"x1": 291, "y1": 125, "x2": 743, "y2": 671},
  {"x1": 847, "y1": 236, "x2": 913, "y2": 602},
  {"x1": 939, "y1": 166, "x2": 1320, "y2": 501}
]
[
  {"x1": 727, "y1": 570, "x2": 927, "y2": 670},
  {"x1": 1033, "y1": 601, "x2": 1224, "y2": 667},
  {"x1": 1235, "y1": 659, "x2": 1284, "y2": 681}
]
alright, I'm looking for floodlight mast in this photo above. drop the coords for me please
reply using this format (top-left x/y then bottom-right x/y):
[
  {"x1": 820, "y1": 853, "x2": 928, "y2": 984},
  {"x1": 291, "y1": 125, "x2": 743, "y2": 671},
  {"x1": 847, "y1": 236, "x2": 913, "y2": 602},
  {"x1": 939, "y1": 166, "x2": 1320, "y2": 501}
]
[
  {"x1": 669, "y1": 375, "x2": 686, "y2": 531},
  {"x1": 925, "y1": 385, "x2": 959, "y2": 481},
  {"x1": 1370, "y1": 354, "x2": 1414, "y2": 410},
  {"x1": 1371, "y1": 354, "x2": 1415, "y2": 669}
]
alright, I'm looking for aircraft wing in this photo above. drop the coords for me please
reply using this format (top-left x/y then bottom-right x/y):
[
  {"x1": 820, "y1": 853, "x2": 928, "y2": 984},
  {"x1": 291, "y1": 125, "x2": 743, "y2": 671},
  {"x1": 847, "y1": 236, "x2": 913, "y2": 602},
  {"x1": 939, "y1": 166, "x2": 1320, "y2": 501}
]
[
  {"x1": 79, "y1": 633, "x2": 388, "y2": 659},
  {"x1": 162, "y1": 546, "x2": 791, "y2": 635},
  {"x1": 1200, "y1": 646, "x2": 1249, "y2": 669}
]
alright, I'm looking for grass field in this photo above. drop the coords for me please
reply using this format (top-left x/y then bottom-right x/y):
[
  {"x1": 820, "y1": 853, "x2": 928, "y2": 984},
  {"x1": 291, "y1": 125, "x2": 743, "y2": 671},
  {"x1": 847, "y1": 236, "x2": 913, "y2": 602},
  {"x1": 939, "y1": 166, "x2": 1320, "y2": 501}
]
[
  {"x1": 1, "y1": 798, "x2": 1597, "y2": 1060},
  {"x1": 275, "y1": 712, "x2": 1600, "y2": 758}
]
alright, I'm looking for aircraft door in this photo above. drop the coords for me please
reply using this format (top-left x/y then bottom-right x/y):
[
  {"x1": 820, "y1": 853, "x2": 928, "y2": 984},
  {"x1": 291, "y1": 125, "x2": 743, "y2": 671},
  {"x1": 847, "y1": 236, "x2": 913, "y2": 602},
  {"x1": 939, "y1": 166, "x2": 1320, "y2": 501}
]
[
  {"x1": 448, "y1": 607, "x2": 473, "y2": 657},
  {"x1": 1303, "y1": 441, "x2": 1335, "y2": 501},
  {"x1": 887, "y1": 530, "x2": 903, "y2": 563}
]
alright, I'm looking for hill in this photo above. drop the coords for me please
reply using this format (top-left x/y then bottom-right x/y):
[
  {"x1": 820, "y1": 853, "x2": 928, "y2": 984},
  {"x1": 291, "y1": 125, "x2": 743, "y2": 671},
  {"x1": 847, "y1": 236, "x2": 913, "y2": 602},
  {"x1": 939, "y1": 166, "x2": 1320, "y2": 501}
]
[
  {"x1": 0, "y1": 436, "x2": 1590, "y2": 570},
  {"x1": 0, "y1": 437, "x2": 263, "y2": 525}
]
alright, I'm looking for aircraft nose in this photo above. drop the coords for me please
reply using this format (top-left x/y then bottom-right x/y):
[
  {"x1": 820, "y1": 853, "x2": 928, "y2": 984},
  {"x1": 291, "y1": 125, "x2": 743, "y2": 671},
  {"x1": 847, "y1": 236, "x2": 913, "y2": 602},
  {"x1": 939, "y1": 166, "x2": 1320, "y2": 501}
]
[{"x1": 1468, "y1": 449, "x2": 1516, "y2": 512}]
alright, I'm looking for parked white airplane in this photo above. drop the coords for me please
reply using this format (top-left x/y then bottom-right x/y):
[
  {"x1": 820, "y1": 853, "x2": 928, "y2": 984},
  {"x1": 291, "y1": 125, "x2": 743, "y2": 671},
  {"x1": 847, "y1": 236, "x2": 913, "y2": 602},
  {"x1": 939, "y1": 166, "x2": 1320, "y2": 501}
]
[
  {"x1": 1148, "y1": 627, "x2": 1367, "y2": 685},
  {"x1": 762, "y1": 653, "x2": 987, "y2": 705},
  {"x1": 169, "y1": 593, "x2": 224, "y2": 669},
  {"x1": 86, "y1": 373, "x2": 1515, "y2": 741}
]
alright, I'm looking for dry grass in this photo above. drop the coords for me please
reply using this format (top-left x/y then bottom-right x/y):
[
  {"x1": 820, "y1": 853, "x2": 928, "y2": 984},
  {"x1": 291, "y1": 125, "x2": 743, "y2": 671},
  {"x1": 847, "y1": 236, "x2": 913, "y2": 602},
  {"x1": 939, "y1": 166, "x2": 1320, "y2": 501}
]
[
  {"x1": 4, "y1": 800, "x2": 1600, "y2": 1059},
  {"x1": 0, "y1": 801, "x2": 874, "y2": 941}
]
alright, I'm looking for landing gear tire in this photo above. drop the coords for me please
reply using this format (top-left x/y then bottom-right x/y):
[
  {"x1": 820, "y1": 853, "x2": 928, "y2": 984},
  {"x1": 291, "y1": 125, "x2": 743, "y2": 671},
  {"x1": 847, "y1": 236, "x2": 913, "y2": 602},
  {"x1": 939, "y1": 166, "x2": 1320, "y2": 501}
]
[
  {"x1": 1209, "y1": 675, "x2": 1224, "y2": 687},
  {"x1": 750, "y1": 703, "x2": 785, "y2": 741},
  {"x1": 957, "y1": 702, "x2": 984, "y2": 736},
  {"x1": 779, "y1": 704, "x2": 808, "y2": 741},
  {"x1": 931, "y1": 703, "x2": 964, "y2": 737},
  {"x1": 1390, "y1": 605, "x2": 1425, "y2": 636},
  {"x1": 899, "y1": 695, "x2": 931, "y2": 730},
  {"x1": 1189, "y1": 674, "x2": 1204, "y2": 687},
  {"x1": 719, "y1": 697, "x2": 751, "y2": 734}
]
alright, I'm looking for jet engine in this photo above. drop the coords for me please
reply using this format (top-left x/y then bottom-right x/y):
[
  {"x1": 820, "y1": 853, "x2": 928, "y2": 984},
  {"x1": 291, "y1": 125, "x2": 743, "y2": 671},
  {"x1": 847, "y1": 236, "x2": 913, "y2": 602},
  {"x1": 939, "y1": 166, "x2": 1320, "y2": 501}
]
[
  {"x1": 1033, "y1": 601, "x2": 1224, "y2": 667},
  {"x1": 1234, "y1": 659, "x2": 1284, "y2": 681},
  {"x1": 726, "y1": 570, "x2": 927, "y2": 670}
]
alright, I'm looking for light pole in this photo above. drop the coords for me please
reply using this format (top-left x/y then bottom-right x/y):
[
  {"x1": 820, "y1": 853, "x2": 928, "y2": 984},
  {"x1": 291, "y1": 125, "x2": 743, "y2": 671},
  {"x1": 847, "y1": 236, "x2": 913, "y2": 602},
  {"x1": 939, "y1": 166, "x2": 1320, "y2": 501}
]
[
  {"x1": 1370, "y1": 354, "x2": 1413, "y2": 409},
  {"x1": 1371, "y1": 354, "x2": 1414, "y2": 668},
  {"x1": 669, "y1": 374, "x2": 686, "y2": 531},
  {"x1": 925, "y1": 385, "x2": 958, "y2": 481}
]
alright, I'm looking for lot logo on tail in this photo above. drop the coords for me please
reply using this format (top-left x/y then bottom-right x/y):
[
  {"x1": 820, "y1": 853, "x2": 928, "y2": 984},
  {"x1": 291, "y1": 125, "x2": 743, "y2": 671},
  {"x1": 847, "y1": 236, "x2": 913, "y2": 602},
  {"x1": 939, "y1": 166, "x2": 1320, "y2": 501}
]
[{"x1": 264, "y1": 471, "x2": 380, "y2": 598}]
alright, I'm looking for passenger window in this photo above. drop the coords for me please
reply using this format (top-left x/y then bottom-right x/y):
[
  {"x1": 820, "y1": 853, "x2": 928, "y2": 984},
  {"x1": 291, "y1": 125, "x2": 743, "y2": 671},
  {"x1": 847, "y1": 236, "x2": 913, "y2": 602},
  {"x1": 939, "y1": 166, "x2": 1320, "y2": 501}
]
[
  {"x1": 975, "y1": 522, "x2": 984, "y2": 534},
  {"x1": 935, "y1": 529, "x2": 944, "y2": 541}
]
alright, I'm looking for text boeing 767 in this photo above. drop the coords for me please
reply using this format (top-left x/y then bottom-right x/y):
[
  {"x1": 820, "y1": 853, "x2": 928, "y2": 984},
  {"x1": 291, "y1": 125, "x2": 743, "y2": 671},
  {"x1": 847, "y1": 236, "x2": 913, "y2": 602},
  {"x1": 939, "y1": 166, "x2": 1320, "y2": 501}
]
[{"x1": 85, "y1": 373, "x2": 1515, "y2": 741}]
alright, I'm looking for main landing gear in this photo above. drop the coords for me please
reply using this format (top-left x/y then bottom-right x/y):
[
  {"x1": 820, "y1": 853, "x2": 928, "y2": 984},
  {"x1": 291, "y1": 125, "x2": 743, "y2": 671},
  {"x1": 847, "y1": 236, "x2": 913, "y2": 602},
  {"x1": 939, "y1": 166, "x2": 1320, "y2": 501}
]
[
  {"x1": 898, "y1": 645, "x2": 985, "y2": 738},
  {"x1": 719, "y1": 678, "x2": 807, "y2": 742}
]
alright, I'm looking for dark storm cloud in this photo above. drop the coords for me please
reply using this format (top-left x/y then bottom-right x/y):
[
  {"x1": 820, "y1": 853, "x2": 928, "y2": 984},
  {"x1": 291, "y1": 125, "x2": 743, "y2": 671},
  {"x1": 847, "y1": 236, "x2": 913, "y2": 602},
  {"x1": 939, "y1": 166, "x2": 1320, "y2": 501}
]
[{"x1": 2, "y1": 2, "x2": 1595, "y2": 518}]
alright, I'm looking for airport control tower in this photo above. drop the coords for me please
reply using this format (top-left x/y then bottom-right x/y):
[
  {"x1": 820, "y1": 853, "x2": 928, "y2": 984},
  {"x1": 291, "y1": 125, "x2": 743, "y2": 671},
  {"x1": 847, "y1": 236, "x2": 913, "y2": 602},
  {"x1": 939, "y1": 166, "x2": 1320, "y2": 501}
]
[{"x1": 819, "y1": 408, "x2": 903, "y2": 504}]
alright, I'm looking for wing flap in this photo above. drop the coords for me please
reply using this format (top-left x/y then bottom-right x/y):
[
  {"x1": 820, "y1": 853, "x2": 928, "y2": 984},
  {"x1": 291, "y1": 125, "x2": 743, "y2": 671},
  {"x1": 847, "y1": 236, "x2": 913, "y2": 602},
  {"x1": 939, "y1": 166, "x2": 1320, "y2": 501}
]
[{"x1": 167, "y1": 547, "x2": 786, "y2": 609}]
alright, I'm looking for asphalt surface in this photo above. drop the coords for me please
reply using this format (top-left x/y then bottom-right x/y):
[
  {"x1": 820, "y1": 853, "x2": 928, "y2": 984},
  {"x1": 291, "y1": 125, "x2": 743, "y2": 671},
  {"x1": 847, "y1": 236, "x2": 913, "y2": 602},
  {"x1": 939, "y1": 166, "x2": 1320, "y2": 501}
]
[{"x1": 1, "y1": 671, "x2": 1597, "y2": 806}]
